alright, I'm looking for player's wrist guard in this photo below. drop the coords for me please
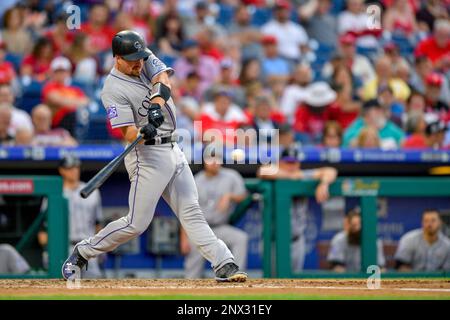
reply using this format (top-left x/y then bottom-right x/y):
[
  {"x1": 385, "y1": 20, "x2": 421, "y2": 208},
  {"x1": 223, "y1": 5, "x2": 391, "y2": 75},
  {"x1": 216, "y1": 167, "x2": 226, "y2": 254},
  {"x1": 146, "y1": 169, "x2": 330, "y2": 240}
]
[
  {"x1": 150, "y1": 82, "x2": 171, "y2": 102},
  {"x1": 148, "y1": 103, "x2": 165, "y2": 128}
]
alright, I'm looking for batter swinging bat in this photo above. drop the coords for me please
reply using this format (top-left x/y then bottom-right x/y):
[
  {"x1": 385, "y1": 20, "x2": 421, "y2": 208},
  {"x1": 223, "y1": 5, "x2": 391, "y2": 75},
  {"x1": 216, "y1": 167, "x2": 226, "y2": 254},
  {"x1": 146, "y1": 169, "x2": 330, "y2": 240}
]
[{"x1": 80, "y1": 135, "x2": 143, "y2": 198}]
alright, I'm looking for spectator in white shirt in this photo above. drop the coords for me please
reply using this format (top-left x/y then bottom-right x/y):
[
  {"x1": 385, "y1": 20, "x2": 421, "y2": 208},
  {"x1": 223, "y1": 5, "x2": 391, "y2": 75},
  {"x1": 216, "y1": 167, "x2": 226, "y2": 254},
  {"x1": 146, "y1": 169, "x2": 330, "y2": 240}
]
[
  {"x1": 261, "y1": 0, "x2": 309, "y2": 62},
  {"x1": 0, "y1": 84, "x2": 33, "y2": 137},
  {"x1": 280, "y1": 63, "x2": 313, "y2": 123},
  {"x1": 322, "y1": 34, "x2": 376, "y2": 84},
  {"x1": 338, "y1": 0, "x2": 379, "y2": 48}
]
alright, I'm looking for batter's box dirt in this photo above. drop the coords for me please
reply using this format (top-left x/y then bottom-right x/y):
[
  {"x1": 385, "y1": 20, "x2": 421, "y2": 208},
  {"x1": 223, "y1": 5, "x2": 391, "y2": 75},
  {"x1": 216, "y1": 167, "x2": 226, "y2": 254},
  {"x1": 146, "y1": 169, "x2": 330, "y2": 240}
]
[{"x1": 0, "y1": 279, "x2": 449, "y2": 299}]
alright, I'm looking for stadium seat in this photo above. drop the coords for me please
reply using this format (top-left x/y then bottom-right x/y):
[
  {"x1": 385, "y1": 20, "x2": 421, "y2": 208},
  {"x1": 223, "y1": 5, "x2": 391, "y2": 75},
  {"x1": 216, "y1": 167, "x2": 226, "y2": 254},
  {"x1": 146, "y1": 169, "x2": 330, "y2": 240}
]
[
  {"x1": 250, "y1": 7, "x2": 272, "y2": 27},
  {"x1": 217, "y1": 4, "x2": 234, "y2": 27},
  {"x1": 5, "y1": 53, "x2": 23, "y2": 73},
  {"x1": 16, "y1": 80, "x2": 43, "y2": 114}
]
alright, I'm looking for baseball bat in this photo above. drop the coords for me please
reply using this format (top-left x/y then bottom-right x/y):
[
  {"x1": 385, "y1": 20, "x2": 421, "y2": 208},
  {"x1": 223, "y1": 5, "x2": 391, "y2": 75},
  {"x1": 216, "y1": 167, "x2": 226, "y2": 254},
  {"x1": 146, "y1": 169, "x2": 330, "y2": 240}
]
[{"x1": 80, "y1": 135, "x2": 143, "y2": 199}]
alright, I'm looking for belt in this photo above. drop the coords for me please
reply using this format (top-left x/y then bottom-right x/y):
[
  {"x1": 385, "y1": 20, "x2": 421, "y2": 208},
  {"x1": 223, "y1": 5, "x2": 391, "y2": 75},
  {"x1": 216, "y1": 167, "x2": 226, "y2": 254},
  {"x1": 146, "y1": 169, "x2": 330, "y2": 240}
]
[{"x1": 146, "y1": 136, "x2": 177, "y2": 145}]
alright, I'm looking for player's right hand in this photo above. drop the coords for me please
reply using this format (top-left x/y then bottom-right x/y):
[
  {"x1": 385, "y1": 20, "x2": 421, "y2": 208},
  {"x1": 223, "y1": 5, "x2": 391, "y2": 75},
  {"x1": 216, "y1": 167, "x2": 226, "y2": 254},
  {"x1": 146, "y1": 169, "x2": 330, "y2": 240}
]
[{"x1": 140, "y1": 123, "x2": 157, "y2": 143}]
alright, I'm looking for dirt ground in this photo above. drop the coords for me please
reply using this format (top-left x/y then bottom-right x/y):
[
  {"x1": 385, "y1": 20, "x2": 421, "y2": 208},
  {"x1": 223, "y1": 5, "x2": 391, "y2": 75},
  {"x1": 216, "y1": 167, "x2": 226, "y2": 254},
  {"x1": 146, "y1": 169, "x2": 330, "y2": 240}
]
[{"x1": 1, "y1": 279, "x2": 450, "y2": 299}]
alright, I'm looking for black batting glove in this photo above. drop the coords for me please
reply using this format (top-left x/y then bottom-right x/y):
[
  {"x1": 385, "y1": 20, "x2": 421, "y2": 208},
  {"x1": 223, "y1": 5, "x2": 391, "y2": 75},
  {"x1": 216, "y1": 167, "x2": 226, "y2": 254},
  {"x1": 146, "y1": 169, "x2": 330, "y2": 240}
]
[
  {"x1": 147, "y1": 103, "x2": 165, "y2": 128},
  {"x1": 140, "y1": 123, "x2": 157, "y2": 143}
]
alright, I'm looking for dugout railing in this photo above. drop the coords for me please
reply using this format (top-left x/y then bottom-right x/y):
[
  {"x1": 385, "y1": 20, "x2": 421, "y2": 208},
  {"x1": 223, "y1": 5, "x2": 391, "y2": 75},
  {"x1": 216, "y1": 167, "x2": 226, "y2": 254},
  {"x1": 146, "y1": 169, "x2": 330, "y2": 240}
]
[{"x1": 0, "y1": 176, "x2": 68, "y2": 279}]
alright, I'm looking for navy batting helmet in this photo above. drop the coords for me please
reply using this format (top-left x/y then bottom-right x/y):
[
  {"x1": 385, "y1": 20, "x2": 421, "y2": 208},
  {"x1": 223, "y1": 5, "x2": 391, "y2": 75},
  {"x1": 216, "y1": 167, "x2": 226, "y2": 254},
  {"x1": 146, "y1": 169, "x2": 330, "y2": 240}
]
[{"x1": 112, "y1": 30, "x2": 151, "y2": 61}]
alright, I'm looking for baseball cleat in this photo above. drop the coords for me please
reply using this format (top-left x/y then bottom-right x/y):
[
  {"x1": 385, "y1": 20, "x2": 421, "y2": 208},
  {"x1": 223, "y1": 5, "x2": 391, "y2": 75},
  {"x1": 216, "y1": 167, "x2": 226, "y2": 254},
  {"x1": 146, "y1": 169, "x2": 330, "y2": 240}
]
[
  {"x1": 61, "y1": 247, "x2": 88, "y2": 280},
  {"x1": 215, "y1": 263, "x2": 248, "y2": 283}
]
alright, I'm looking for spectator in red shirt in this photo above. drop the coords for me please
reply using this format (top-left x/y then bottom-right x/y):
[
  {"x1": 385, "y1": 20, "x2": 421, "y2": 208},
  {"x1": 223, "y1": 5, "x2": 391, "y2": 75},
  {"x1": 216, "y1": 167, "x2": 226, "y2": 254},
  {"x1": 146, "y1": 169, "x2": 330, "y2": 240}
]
[
  {"x1": 44, "y1": 13, "x2": 75, "y2": 56},
  {"x1": 402, "y1": 111, "x2": 428, "y2": 149},
  {"x1": 293, "y1": 82, "x2": 338, "y2": 144},
  {"x1": 0, "y1": 42, "x2": 17, "y2": 86},
  {"x1": 20, "y1": 37, "x2": 54, "y2": 83},
  {"x1": 415, "y1": 19, "x2": 450, "y2": 68},
  {"x1": 404, "y1": 118, "x2": 447, "y2": 149},
  {"x1": 424, "y1": 72, "x2": 449, "y2": 121},
  {"x1": 31, "y1": 104, "x2": 77, "y2": 147},
  {"x1": 196, "y1": 26, "x2": 224, "y2": 61},
  {"x1": 42, "y1": 56, "x2": 89, "y2": 137},
  {"x1": 80, "y1": 3, "x2": 115, "y2": 55},
  {"x1": 199, "y1": 87, "x2": 249, "y2": 144},
  {"x1": 329, "y1": 65, "x2": 362, "y2": 129}
]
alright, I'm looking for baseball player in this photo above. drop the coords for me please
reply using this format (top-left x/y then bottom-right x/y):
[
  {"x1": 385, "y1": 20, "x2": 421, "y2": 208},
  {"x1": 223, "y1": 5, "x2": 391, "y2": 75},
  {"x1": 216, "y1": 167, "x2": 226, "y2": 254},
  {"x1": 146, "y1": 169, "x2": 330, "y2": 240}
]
[
  {"x1": 62, "y1": 30, "x2": 247, "y2": 282},
  {"x1": 258, "y1": 145, "x2": 338, "y2": 272},
  {"x1": 0, "y1": 244, "x2": 30, "y2": 274},
  {"x1": 327, "y1": 209, "x2": 386, "y2": 272},
  {"x1": 39, "y1": 155, "x2": 103, "y2": 278},
  {"x1": 395, "y1": 209, "x2": 450, "y2": 271},
  {"x1": 180, "y1": 149, "x2": 248, "y2": 279}
]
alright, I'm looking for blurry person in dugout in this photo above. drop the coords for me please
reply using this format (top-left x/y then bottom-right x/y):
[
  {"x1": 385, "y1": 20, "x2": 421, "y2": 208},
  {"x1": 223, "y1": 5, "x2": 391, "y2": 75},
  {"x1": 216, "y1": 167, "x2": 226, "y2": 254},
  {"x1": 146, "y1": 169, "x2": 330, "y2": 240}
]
[
  {"x1": 395, "y1": 209, "x2": 450, "y2": 272},
  {"x1": 258, "y1": 145, "x2": 339, "y2": 272},
  {"x1": 327, "y1": 208, "x2": 386, "y2": 272},
  {"x1": 38, "y1": 154, "x2": 104, "y2": 278},
  {"x1": 0, "y1": 244, "x2": 30, "y2": 274},
  {"x1": 180, "y1": 148, "x2": 248, "y2": 278}
]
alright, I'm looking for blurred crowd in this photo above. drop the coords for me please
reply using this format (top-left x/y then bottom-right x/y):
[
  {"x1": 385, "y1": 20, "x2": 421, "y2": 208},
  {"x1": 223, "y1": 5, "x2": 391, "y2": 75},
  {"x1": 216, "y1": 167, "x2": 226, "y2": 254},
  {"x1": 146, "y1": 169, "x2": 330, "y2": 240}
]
[{"x1": 0, "y1": 0, "x2": 448, "y2": 149}]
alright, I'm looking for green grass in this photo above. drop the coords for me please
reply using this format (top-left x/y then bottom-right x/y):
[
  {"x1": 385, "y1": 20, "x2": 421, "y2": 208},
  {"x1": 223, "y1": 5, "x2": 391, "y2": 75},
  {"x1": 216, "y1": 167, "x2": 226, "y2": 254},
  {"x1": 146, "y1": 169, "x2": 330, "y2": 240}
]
[{"x1": 2, "y1": 294, "x2": 449, "y2": 300}]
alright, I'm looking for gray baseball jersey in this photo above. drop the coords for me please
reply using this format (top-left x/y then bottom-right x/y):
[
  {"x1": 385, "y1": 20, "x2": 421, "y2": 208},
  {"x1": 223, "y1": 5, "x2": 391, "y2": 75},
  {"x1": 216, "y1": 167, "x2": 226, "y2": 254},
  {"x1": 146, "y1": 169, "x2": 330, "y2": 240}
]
[
  {"x1": 65, "y1": 183, "x2": 102, "y2": 242},
  {"x1": 76, "y1": 52, "x2": 236, "y2": 274},
  {"x1": 394, "y1": 229, "x2": 450, "y2": 271},
  {"x1": 0, "y1": 244, "x2": 30, "y2": 274},
  {"x1": 102, "y1": 52, "x2": 176, "y2": 134},
  {"x1": 327, "y1": 231, "x2": 386, "y2": 272},
  {"x1": 194, "y1": 168, "x2": 247, "y2": 226},
  {"x1": 184, "y1": 168, "x2": 248, "y2": 278}
]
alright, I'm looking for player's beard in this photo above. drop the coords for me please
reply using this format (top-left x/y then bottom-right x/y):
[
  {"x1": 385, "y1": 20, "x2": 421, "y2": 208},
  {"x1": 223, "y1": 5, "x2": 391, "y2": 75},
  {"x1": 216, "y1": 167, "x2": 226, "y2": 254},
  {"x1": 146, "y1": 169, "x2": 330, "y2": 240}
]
[
  {"x1": 347, "y1": 230, "x2": 361, "y2": 245},
  {"x1": 130, "y1": 67, "x2": 142, "y2": 77}
]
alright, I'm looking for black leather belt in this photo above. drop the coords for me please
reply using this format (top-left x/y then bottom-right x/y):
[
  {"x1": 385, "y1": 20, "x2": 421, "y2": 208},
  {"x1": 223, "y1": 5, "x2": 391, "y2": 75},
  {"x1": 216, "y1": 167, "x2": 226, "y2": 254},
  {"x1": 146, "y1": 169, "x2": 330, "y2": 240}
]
[{"x1": 146, "y1": 136, "x2": 175, "y2": 145}]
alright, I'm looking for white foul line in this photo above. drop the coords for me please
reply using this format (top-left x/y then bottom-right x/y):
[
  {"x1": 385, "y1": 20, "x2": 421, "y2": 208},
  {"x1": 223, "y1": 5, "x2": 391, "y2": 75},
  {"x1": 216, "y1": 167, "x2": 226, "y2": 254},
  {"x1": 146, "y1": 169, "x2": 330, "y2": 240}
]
[{"x1": 49, "y1": 284, "x2": 450, "y2": 293}]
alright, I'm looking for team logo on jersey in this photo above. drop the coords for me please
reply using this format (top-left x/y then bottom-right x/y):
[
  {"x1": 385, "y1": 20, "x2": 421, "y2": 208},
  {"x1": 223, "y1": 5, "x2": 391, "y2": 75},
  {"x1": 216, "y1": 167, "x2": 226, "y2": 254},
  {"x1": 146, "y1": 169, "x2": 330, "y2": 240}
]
[
  {"x1": 152, "y1": 58, "x2": 163, "y2": 68},
  {"x1": 134, "y1": 41, "x2": 143, "y2": 51},
  {"x1": 107, "y1": 105, "x2": 118, "y2": 119}
]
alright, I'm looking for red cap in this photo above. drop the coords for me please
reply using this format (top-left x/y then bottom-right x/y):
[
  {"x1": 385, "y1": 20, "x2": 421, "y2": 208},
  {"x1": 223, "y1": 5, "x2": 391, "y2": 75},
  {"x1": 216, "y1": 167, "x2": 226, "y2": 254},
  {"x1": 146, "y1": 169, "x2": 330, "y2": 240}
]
[
  {"x1": 261, "y1": 35, "x2": 277, "y2": 45},
  {"x1": 425, "y1": 72, "x2": 444, "y2": 87},
  {"x1": 274, "y1": 0, "x2": 291, "y2": 10},
  {"x1": 339, "y1": 33, "x2": 356, "y2": 45},
  {"x1": 384, "y1": 41, "x2": 398, "y2": 52}
]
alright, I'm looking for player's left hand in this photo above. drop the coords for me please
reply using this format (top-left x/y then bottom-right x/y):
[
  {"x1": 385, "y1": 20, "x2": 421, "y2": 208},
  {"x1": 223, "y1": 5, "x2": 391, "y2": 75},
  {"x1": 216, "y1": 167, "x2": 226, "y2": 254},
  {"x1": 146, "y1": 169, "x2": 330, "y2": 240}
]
[
  {"x1": 147, "y1": 103, "x2": 165, "y2": 128},
  {"x1": 315, "y1": 182, "x2": 330, "y2": 203},
  {"x1": 140, "y1": 123, "x2": 157, "y2": 142}
]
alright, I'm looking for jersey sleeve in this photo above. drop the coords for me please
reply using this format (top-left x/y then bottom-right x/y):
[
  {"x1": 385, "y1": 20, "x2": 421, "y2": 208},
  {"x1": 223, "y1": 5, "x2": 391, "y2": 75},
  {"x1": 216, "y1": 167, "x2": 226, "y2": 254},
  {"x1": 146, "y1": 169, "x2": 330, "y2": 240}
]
[
  {"x1": 101, "y1": 90, "x2": 135, "y2": 129},
  {"x1": 443, "y1": 247, "x2": 450, "y2": 271},
  {"x1": 301, "y1": 169, "x2": 318, "y2": 180},
  {"x1": 394, "y1": 233, "x2": 414, "y2": 266},
  {"x1": 4, "y1": 245, "x2": 30, "y2": 274},
  {"x1": 143, "y1": 51, "x2": 174, "y2": 81},
  {"x1": 327, "y1": 234, "x2": 346, "y2": 265}
]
